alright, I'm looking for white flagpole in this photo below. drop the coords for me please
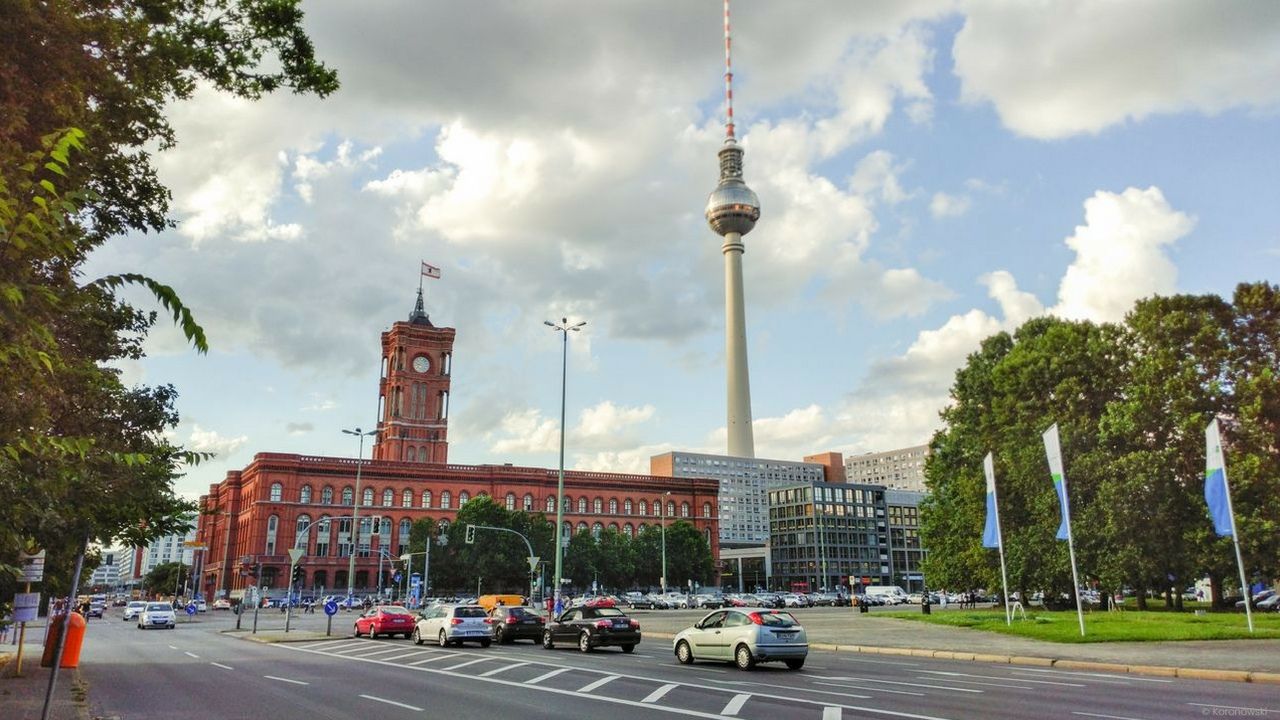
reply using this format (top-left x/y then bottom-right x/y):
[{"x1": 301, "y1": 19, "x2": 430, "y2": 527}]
[
  {"x1": 1044, "y1": 423, "x2": 1085, "y2": 637},
  {"x1": 984, "y1": 453, "x2": 1012, "y2": 626},
  {"x1": 1212, "y1": 419, "x2": 1254, "y2": 633}
]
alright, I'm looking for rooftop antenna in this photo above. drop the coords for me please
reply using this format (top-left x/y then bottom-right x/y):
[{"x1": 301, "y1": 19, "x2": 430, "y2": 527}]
[{"x1": 723, "y1": 0, "x2": 736, "y2": 143}]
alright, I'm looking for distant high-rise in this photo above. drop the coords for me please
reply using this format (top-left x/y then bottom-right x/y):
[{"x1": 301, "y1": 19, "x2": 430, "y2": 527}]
[{"x1": 705, "y1": 0, "x2": 760, "y2": 459}]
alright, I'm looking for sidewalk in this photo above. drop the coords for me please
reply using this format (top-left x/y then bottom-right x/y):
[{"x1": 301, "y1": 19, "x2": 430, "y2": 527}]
[{"x1": 0, "y1": 639, "x2": 86, "y2": 720}]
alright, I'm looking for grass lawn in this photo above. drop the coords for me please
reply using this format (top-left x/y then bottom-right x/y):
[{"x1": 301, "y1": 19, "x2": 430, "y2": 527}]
[{"x1": 882, "y1": 607, "x2": 1280, "y2": 643}]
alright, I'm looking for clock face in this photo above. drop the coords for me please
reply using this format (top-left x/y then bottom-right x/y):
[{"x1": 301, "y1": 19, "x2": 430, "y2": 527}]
[{"x1": 412, "y1": 355, "x2": 430, "y2": 373}]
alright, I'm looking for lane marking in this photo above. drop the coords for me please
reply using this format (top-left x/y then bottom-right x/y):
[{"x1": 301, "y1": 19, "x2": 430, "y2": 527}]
[
  {"x1": 824, "y1": 708, "x2": 842, "y2": 720},
  {"x1": 301, "y1": 639, "x2": 351, "y2": 650},
  {"x1": 721, "y1": 694, "x2": 751, "y2": 716},
  {"x1": 168, "y1": 645, "x2": 178, "y2": 650},
  {"x1": 359, "y1": 694, "x2": 423, "y2": 712},
  {"x1": 810, "y1": 676, "x2": 982, "y2": 694},
  {"x1": 913, "y1": 676, "x2": 1035, "y2": 690},
  {"x1": 526, "y1": 668, "x2": 571, "y2": 685},
  {"x1": 328, "y1": 644, "x2": 386, "y2": 655},
  {"x1": 184, "y1": 652, "x2": 199, "y2": 659},
  {"x1": 810, "y1": 681, "x2": 920, "y2": 697},
  {"x1": 350, "y1": 646, "x2": 415, "y2": 658},
  {"x1": 264, "y1": 675, "x2": 309, "y2": 686},
  {"x1": 918, "y1": 670, "x2": 1084, "y2": 688},
  {"x1": 1009, "y1": 671, "x2": 1129, "y2": 686},
  {"x1": 210, "y1": 662, "x2": 234, "y2": 670},
  {"x1": 642, "y1": 683, "x2": 679, "y2": 704},
  {"x1": 480, "y1": 662, "x2": 530, "y2": 677},
  {"x1": 380, "y1": 651, "x2": 432, "y2": 663},
  {"x1": 1188, "y1": 703, "x2": 1277, "y2": 713},
  {"x1": 1071, "y1": 713, "x2": 1144, "y2": 720},
  {"x1": 408, "y1": 653, "x2": 460, "y2": 666},
  {"x1": 1016, "y1": 668, "x2": 1171, "y2": 684},
  {"x1": 578, "y1": 675, "x2": 620, "y2": 693},
  {"x1": 442, "y1": 657, "x2": 491, "y2": 671}
]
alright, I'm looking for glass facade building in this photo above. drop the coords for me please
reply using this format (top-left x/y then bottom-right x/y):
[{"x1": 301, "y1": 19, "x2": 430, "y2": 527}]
[{"x1": 767, "y1": 481, "x2": 889, "y2": 592}]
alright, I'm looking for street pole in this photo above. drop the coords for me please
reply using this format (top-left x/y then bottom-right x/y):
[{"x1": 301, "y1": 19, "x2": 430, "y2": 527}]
[
  {"x1": 41, "y1": 534, "x2": 88, "y2": 720},
  {"x1": 660, "y1": 491, "x2": 670, "y2": 594},
  {"x1": 218, "y1": 509, "x2": 233, "y2": 599},
  {"x1": 545, "y1": 318, "x2": 585, "y2": 615},
  {"x1": 342, "y1": 427, "x2": 377, "y2": 602}
]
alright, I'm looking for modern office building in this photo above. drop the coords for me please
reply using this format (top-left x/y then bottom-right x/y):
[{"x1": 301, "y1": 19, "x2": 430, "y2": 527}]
[
  {"x1": 886, "y1": 489, "x2": 927, "y2": 593},
  {"x1": 844, "y1": 444, "x2": 929, "y2": 492},
  {"x1": 89, "y1": 548, "x2": 124, "y2": 590},
  {"x1": 767, "y1": 481, "x2": 890, "y2": 592},
  {"x1": 131, "y1": 518, "x2": 197, "y2": 578}
]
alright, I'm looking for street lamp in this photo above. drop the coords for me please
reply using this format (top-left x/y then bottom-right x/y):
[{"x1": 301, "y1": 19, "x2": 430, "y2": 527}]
[
  {"x1": 660, "y1": 490, "x2": 671, "y2": 595},
  {"x1": 342, "y1": 427, "x2": 378, "y2": 600},
  {"x1": 545, "y1": 317, "x2": 586, "y2": 614}
]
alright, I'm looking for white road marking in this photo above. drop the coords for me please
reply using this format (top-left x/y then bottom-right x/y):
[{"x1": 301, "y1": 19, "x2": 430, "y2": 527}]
[
  {"x1": 210, "y1": 662, "x2": 233, "y2": 670},
  {"x1": 824, "y1": 708, "x2": 842, "y2": 720},
  {"x1": 810, "y1": 681, "x2": 920, "y2": 697},
  {"x1": 408, "y1": 653, "x2": 460, "y2": 665},
  {"x1": 642, "y1": 683, "x2": 679, "y2": 703},
  {"x1": 480, "y1": 662, "x2": 530, "y2": 677},
  {"x1": 183, "y1": 652, "x2": 199, "y2": 659},
  {"x1": 1188, "y1": 703, "x2": 1277, "y2": 713},
  {"x1": 442, "y1": 657, "x2": 491, "y2": 671},
  {"x1": 1009, "y1": 671, "x2": 1129, "y2": 686},
  {"x1": 919, "y1": 670, "x2": 1084, "y2": 688},
  {"x1": 302, "y1": 639, "x2": 352, "y2": 650},
  {"x1": 264, "y1": 675, "x2": 308, "y2": 685},
  {"x1": 525, "y1": 667, "x2": 571, "y2": 684},
  {"x1": 811, "y1": 676, "x2": 982, "y2": 694},
  {"x1": 328, "y1": 644, "x2": 385, "y2": 655},
  {"x1": 351, "y1": 646, "x2": 415, "y2": 658},
  {"x1": 167, "y1": 645, "x2": 178, "y2": 650},
  {"x1": 1071, "y1": 713, "x2": 1144, "y2": 720},
  {"x1": 1016, "y1": 668, "x2": 1171, "y2": 684},
  {"x1": 913, "y1": 676, "x2": 1035, "y2": 690},
  {"x1": 359, "y1": 694, "x2": 423, "y2": 712},
  {"x1": 721, "y1": 694, "x2": 751, "y2": 716},
  {"x1": 578, "y1": 675, "x2": 620, "y2": 693},
  {"x1": 381, "y1": 651, "x2": 432, "y2": 662}
]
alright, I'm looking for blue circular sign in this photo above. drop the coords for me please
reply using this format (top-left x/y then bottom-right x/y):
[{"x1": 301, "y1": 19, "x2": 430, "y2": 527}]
[
  {"x1": 323, "y1": 600, "x2": 338, "y2": 616},
  {"x1": 185, "y1": 603, "x2": 197, "y2": 615}
]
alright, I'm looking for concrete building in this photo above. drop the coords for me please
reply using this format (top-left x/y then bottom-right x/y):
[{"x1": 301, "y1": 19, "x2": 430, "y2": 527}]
[
  {"x1": 89, "y1": 548, "x2": 125, "y2": 590},
  {"x1": 767, "y1": 481, "x2": 889, "y2": 592},
  {"x1": 844, "y1": 444, "x2": 929, "y2": 492},
  {"x1": 886, "y1": 490, "x2": 927, "y2": 593},
  {"x1": 132, "y1": 519, "x2": 197, "y2": 578}
]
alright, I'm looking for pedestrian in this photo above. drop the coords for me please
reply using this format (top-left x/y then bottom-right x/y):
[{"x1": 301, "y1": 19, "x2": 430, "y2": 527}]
[{"x1": 939, "y1": 588, "x2": 948, "y2": 609}]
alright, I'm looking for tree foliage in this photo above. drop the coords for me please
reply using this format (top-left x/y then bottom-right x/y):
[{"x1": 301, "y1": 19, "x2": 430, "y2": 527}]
[
  {"x1": 143, "y1": 561, "x2": 190, "y2": 596},
  {"x1": 921, "y1": 284, "x2": 1280, "y2": 605}
]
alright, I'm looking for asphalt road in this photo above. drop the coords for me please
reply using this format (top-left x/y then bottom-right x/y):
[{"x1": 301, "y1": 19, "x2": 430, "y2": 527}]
[{"x1": 77, "y1": 608, "x2": 1279, "y2": 720}]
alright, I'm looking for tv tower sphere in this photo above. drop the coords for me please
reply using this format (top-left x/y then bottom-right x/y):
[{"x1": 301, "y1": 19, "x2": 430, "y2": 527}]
[{"x1": 705, "y1": 141, "x2": 760, "y2": 237}]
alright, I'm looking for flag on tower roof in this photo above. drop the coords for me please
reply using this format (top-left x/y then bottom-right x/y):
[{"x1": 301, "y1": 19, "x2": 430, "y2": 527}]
[{"x1": 421, "y1": 262, "x2": 441, "y2": 279}]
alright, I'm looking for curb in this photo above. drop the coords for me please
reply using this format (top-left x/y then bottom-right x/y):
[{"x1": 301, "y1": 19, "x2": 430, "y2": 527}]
[{"x1": 638, "y1": 631, "x2": 1275, "y2": 684}]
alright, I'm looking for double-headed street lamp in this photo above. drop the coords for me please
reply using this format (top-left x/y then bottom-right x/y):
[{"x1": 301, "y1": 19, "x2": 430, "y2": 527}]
[
  {"x1": 342, "y1": 427, "x2": 378, "y2": 600},
  {"x1": 545, "y1": 317, "x2": 585, "y2": 613}
]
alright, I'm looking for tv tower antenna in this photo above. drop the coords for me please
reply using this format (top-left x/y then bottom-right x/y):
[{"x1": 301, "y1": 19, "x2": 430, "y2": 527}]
[{"x1": 705, "y1": 0, "x2": 760, "y2": 458}]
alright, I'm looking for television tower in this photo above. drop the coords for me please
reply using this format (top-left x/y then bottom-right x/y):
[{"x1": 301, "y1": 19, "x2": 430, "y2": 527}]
[{"x1": 705, "y1": 0, "x2": 760, "y2": 458}]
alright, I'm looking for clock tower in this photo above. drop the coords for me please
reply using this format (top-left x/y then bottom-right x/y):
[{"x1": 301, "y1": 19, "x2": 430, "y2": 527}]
[{"x1": 372, "y1": 289, "x2": 455, "y2": 463}]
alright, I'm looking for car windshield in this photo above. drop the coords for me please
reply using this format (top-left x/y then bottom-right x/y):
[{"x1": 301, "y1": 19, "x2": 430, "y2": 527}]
[
  {"x1": 380, "y1": 606, "x2": 412, "y2": 615},
  {"x1": 593, "y1": 608, "x2": 625, "y2": 618},
  {"x1": 146, "y1": 604, "x2": 169, "y2": 611},
  {"x1": 508, "y1": 607, "x2": 536, "y2": 618},
  {"x1": 754, "y1": 611, "x2": 798, "y2": 627},
  {"x1": 455, "y1": 606, "x2": 486, "y2": 618},
  {"x1": 128, "y1": 602, "x2": 146, "y2": 608}
]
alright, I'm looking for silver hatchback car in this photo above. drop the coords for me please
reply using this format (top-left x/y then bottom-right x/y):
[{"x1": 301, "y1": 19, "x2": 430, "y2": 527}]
[{"x1": 673, "y1": 608, "x2": 807, "y2": 670}]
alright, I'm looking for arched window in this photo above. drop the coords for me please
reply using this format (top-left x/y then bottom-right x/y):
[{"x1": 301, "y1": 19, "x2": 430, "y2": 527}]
[
  {"x1": 562, "y1": 521, "x2": 572, "y2": 538},
  {"x1": 458, "y1": 490, "x2": 470, "y2": 506},
  {"x1": 438, "y1": 519, "x2": 450, "y2": 531},
  {"x1": 295, "y1": 514, "x2": 311, "y2": 552},
  {"x1": 638, "y1": 500, "x2": 648, "y2": 516},
  {"x1": 402, "y1": 489, "x2": 413, "y2": 508},
  {"x1": 505, "y1": 493, "x2": 516, "y2": 510},
  {"x1": 608, "y1": 499, "x2": 618, "y2": 515},
  {"x1": 702, "y1": 502, "x2": 712, "y2": 518},
  {"x1": 379, "y1": 517, "x2": 391, "y2": 538},
  {"x1": 624, "y1": 499, "x2": 632, "y2": 515},
  {"x1": 638, "y1": 522, "x2": 648, "y2": 532},
  {"x1": 705, "y1": 528, "x2": 712, "y2": 545},
  {"x1": 591, "y1": 522, "x2": 603, "y2": 539},
  {"x1": 315, "y1": 516, "x2": 331, "y2": 557},
  {"x1": 623, "y1": 524, "x2": 634, "y2": 538},
  {"x1": 546, "y1": 496, "x2": 556, "y2": 513},
  {"x1": 667, "y1": 501, "x2": 676, "y2": 517},
  {"x1": 382, "y1": 488, "x2": 394, "y2": 507},
  {"x1": 593, "y1": 497, "x2": 603, "y2": 514},
  {"x1": 440, "y1": 491, "x2": 451, "y2": 509},
  {"x1": 299, "y1": 485, "x2": 312, "y2": 504},
  {"x1": 321, "y1": 486, "x2": 333, "y2": 504},
  {"x1": 265, "y1": 515, "x2": 279, "y2": 555},
  {"x1": 342, "y1": 487, "x2": 354, "y2": 505},
  {"x1": 422, "y1": 490, "x2": 432, "y2": 508},
  {"x1": 269, "y1": 483, "x2": 282, "y2": 502},
  {"x1": 577, "y1": 497, "x2": 587, "y2": 513},
  {"x1": 362, "y1": 488, "x2": 374, "y2": 506},
  {"x1": 562, "y1": 495, "x2": 572, "y2": 513},
  {"x1": 523, "y1": 494, "x2": 534, "y2": 511},
  {"x1": 608, "y1": 522, "x2": 619, "y2": 532},
  {"x1": 576, "y1": 522, "x2": 588, "y2": 533},
  {"x1": 398, "y1": 519, "x2": 411, "y2": 555},
  {"x1": 681, "y1": 502, "x2": 690, "y2": 518}
]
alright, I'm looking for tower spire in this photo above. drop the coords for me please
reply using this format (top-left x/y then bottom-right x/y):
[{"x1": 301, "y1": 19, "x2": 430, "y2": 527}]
[{"x1": 723, "y1": 0, "x2": 736, "y2": 143}]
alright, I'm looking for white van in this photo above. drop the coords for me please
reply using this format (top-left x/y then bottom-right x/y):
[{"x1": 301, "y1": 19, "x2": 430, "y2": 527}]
[{"x1": 863, "y1": 586, "x2": 910, "y2": 605}]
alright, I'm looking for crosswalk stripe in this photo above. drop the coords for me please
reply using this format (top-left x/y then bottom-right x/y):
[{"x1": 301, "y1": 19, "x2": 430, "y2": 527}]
[
  {"x1": 408, "y1": 653, "x2": 460, "y2": 666},
  {"x1": 641, "y1": 683, "x2": 678, "y2": 704},
  {"x1": 578, "y1": 675, "x2": 619, "y2": 693},
  {"x1": 381, "y1": 651, "x2": 432, "y2": 662},
  {"x1": 480, "y1": 662, "x2": 530, "y2": 678},
  {"x1": 525, "y1": 668, "x2": 571, "y2": 685},
  {"x1": 823, "y1": 707, "x2": 842, "y2": 720},
  {"x1": 442, "y1": 657, "x2": 491, "y2": 671},
  {"x1": 721, "y1": 694, "x2": 750, "y2": 716}
]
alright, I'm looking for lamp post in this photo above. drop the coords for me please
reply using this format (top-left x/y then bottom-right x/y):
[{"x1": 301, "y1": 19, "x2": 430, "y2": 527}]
[
  {"x1": 342, "y1": 427, "x2": 378, "y2": 600},
  {"x1": 660, "y1": 490, "x2": 671, "y2": 595},
  {"x1": 545, "y1": 317, "x2": 585, "y2": 614}
]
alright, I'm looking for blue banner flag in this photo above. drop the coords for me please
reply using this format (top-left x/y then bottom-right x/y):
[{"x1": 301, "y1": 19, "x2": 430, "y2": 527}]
[
  {"x1": 982, "y1": 453, "x2": 1002, "y2": 549},
  {"x1": 1042, "y1": 424, "x2": 1071, "y2": 541},
  {"x1": 1204, "y1": 418, "x2": 1234, "y2": 536}
]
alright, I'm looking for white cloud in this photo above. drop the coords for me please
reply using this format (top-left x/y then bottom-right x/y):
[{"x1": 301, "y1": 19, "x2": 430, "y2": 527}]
[
  {"x1": 953, "y1": 0, "x2": 1280, "y2": 138},
  {"x1": 851, "y1": 150, "x2": 912, "y2": 205},
  {"x1": 187, "y1": 425, "x2": 249, "y2": 458},
  {"x1": 929, "y1": 191, "x2": 971, "y2": 218},
  {"x1": 488, "y1": 401, "x2": 657, "y2": 456}
]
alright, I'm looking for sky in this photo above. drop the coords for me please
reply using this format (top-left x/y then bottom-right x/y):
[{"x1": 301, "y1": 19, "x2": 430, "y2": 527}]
[{"x1": 86, "y1": 1, "x2": 1280, "y2": 501}]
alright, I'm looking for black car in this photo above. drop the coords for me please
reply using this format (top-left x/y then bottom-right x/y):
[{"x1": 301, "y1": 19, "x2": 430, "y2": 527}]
[
  {"x1": 490, "y1": 606, "x2": 546, "y2": 644},
  {"x1": 542, "y1": 606, "x2": 641, "y2": 653}
]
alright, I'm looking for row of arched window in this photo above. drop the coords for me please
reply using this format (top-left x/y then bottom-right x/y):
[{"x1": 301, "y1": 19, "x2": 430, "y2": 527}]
[{"x1": 267, "y1": 482, "x2": 714, "y2": 519}]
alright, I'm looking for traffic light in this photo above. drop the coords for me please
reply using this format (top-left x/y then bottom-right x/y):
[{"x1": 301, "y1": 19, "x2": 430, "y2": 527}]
[
  {"x1": 465, "y1": 525, "x2": 476, "y2": 544},
  {"x1": 292, "y1": 563, "x2": 305, "y2": 585}
]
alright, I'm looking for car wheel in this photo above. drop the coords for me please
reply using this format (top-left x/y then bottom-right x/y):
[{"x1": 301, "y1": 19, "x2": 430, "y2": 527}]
[
  {"x1": 137, "y1": 623, "x2": 143, "y2": 629},
  {"x1": 480, "y1": 639, "x2": 491, "y2": 648},
  {"x1": 438, "y1": 630, "x2": 449, "y2": 648},
  {"x1": 494, "y1": 626, "x2": 507, "y2": 644},
  {"x1": 621, "y1": 644, "x2": 635, "y2": 654},
  {"x1": 578, "y1": 632, "x2": 592, "y2": 653},
  {"x1": 785, "y1": 658, "x2": 805, "y2": 670},
  {"x1": 168, "y1": 624, "x2": 175, "y2": 629},
  {"x1": 542, "y1": 630, "x2": 555, "y2": 649},
  {"x1": 675, "y1": 640, "x2": 694, "y2": 665},
  {"x1": 412, "y1": 628, "x2": 423, "y2": 645},
  {"x1": 353, "y1": 625, "x2": 361, "y2": 638},
  {"x1": 734, "y1": 644, "x2": 755, "y2": 670}
]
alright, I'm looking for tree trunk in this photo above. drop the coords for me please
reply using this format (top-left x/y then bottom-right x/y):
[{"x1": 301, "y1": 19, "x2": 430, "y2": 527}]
[{"x1": 1136, "y1": 589, "x2": 1148, "y2": 610}]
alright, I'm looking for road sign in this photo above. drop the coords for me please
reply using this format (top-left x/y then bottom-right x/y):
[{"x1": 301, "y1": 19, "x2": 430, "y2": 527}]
[
  {"x1": 527, "y1": 556, "x2": 540, "y2": 573},
  {"x1": 323, "y1": 600, "x2": 338, "y2": 616},
  {"x1": 287, "y1": 548, "x2": 305, "y2": 563},
  {"x1": 183, "y1": 541, "x2": 208, "y2": 549},
  {"x1": 19, "y1": 550, "x2": 45, "y2": 582},
  {"x1": 410, "y1": 577, "x2": 420, "y2": 587},
  {"x1": 185, "y1": 603, "x2": 197, "y2": 616},
  {"x1": 14, "y1": 592, "x2": 40, "y2": 622}
]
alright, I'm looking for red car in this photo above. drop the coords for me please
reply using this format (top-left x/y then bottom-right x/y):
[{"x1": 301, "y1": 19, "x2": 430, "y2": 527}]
[{"x1": 354, "y1": 605, "x2": 415, "y2": 639}]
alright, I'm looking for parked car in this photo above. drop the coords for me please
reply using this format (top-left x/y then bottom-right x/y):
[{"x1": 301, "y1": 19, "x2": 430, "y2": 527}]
[
  {"x1": 543, "y1": 606, "x2": 641, "y2": 653},
  {"x1": 628, "y1": 595, "x2": 659, "y2": 610},
  {"x1": 86, "y1": 601, "x2": 105, "y2": 618},
  {"x1": 196, "y1": 600, "x2": 208, "y2": 613},
  {"x1": 414, "y1": 604, "x2": 491, "y2": 647},
  {"x1": 354, "y1": 605, "x2": 416, "y2": 639},
  {"x1": 674, "y1": 608, "x2": 807, "y2": 670},
  {"x1": 212, "y1": 598, "x2": 232, "y2": 611},
  {"x1": 138, "y1": 602, "x2": 177, "y2": 629},
  {"x1": 1254, "y1": 593, "x2": 1280, "y2": 611},
  {"x1": 122, "y1": 600, "x2": 148, "y2": 621},
  {"x1": 489, "y1": 605, "x2": 546, "y2": 644},
  {"x1": 1238, "y1": 590, "x2": 1276, "y2": 609}
]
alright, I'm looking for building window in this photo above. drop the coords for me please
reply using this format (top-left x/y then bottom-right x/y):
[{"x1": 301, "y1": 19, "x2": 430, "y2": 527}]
[
  {"x1": 563, "y1": 495, "x2": 572, "y2": 513},
  {"x1": 441, "y1": 491, "x2": 451, "y2": 509},
  {"x1": 382, "y1": 488, "x2": 394, "y2": 507},
  {"x1": 295, "y1": 515, "x2": 311, "y2": 553},
  {"x1": 667, "y1": 501, "x2": 676, "y2": 517},
  {"x1": 422, "y1": 490, "x2": 432, "y2": 508},
  {"x1": 523, "y1": 494, "x2": 534, "y2": 511},
  {"x1": 380, "y1": 517, "x2": 391, "y2": 539},
  {"x1": 608, "y1": 499, "x2": 617, "y2": 514},
  {"x1": 358, "y1": 518, "x2": 373, "y2": 557},
  {"x1": 322, "y1": 486, "x2": 333, "y2": 504},
  {"x1": 315, "y1": 517, "x2": 331, "y2": 557},
  {"x1": 459, "y1": 491, "x2": 470, "y2": 506},
  {"x1": 300, "y1": 485, "x2": 312, "y2": 504},
  {"x1": 362, "y1": 488, "x2": 374, "y2": 506},
  {"x1": 265, "y1": 515, "x2": 278, "y2": 555},
  {"x1": 269, "y1": 483, "x2": 282, "y2": 502},
  {"x1": 591, "y1": 522, "x2": 603, "y2": 539},
  {"x1": 608, "y1": 522, "x2": 619, "y2": 532},
  {"x1": 398, "y1": 519, "x2": 411, "y2": 556},
  {"x1": 623, "y1": 524, "x2": 634, "y2": 538},
  {"x1": 337, "y1": 519, "x2": 353, "y2": 557},
  {"x1": 402, "y1": 489, "x2": 413, "y2": 508},
  {"x1": 681, "y1": 502, "x2": 690, "y2": 518},
  {"x1": 546, "y1": 496, "x2": 556, "y2": 513},
  {"x1": 577, "y1": 522, "x2": 588, "y2": 533},
  {"x1": 702, "y1": 502, "x2": 712, "y2": 518},
  {"x1": 638, "y1": 500, "x2": 648, "y2": 516},
  {"x1": 505, "y1": 493, "x2": 516, "y2": 511},
  {"x1": 624, "y1": 499, "x2": 632, "y2": 515},
  {"x1": 593, "y1": 498, "x2": 603, "y2": 514},
  {"x1": 438, "y1": 519, "x2": 450, "y2": 531},
  {"x1": 577, "y1": 498, "x2": 587, "y2": 514},
  {"x1": 342, "y1": 487, "x2": 354, "y2": 505}
]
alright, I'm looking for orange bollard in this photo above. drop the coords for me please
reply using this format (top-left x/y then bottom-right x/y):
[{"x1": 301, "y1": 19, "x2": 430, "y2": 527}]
[{"x1": 41, "y1": 612, "x2": 87, "y2": 668}]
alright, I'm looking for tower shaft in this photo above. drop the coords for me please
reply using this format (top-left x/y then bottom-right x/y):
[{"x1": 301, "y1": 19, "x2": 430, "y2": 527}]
[{"x1": 723, "y1": 232, "x2": 754, "y2": 457}]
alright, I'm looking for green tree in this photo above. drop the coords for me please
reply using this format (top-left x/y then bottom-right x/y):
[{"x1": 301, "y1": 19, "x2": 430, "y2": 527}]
[{"x1": 143, "y1": 561, "x2": 190, "y2": 597}]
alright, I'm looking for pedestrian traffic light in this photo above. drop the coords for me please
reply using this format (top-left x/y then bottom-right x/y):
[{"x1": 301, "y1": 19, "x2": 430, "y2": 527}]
[
  {"x1": 465, "y1": 525, "x2": 475, "y2": 544},
  {"x1": 292, "y1": 563, "x2": 305, "y2": 585}
]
